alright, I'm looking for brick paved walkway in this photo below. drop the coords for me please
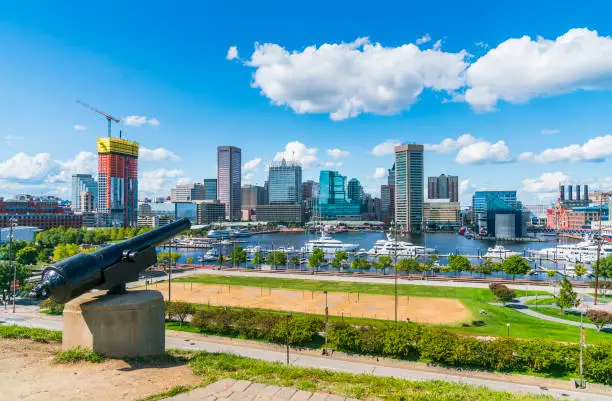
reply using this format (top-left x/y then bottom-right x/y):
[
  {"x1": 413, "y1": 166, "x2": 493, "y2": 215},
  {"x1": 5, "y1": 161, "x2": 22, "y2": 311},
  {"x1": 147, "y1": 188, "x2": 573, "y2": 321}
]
[{"x1": 164, "y1": 379, "x2": 359, "y2": 401}]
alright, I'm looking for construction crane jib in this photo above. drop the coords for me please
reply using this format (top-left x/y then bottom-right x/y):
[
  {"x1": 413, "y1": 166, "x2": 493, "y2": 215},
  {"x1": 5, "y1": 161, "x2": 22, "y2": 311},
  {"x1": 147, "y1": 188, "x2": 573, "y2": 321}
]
[{"x1": 77, "y1": 100, "x2": 120, "y2": 138}]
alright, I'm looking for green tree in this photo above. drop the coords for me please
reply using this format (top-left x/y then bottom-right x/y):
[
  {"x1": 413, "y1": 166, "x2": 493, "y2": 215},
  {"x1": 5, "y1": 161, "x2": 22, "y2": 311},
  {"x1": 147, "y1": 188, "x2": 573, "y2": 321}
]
[
  {"x1": 229, "y1": 245, "x2": 247, "y2": 266},
  {"x1": 475, "y1": 258, "x2": 494, "y2": 278},
  {"x1": 53, "y1": 243, "x2": 80, "y2": 262},
  {"x1": 165, "y1": 301, "x2": 196, "y2": 327},
  {"x1": 573, "y1": 263, "x2": 587, "y2": 278},
  {"x1": 426, "y1": 254, "x2": 439, "y2": 270},
  {"x1": 158, "y1": 251, "x2": 182, "y2": 264},
  {"x1": 15, "y1": 246, "x2": 38, "y2": 265},
  {"x1": 252, "y1": 252, "x2": 265, "y2": 267},
  {"x1": 330, "y1": 251, "x2": 348, "y2": 269},
  {"x1": 448, "y1": 254, "x2": 470, "y2": 277},
  {"x1": 489, "y1": 283, "x2": 516, "y2": 305},
  {"x1": 501, "y1": 255, "x2": 530, "y2": 281},
  {"x1": 395, "y1": 258, "x2": 420, "y2": 273},
  {"x1": 308, "y1": 248, "x2": 325, "y2": 272},
  {"x1": 599, "y1": 255, "x2": 612, "y2": 278},
  {"x1": 267, "y1": 251, "x2": 287, "y2": 268},
  {"x1": 375, "y1": 255, "x2": 393, "y2": 275},
  {"x1": 289, "y1": 256, "x2": 300, "y2": 268},
  {"x1": 555, "y1": 276, "x2": 579, "y2": 309},
  {"x1": 186, "y1": 256, "x2": 195, "y2": 264},
  {"x1": 217, "y1": 255, "x2": 226, "y2": 266},
  {"x1": 0, "y1": 261, "x2": 31, "y2": 306},
  {"x1": 350, "y1": 257, "x2": 369, "y2": 271}
]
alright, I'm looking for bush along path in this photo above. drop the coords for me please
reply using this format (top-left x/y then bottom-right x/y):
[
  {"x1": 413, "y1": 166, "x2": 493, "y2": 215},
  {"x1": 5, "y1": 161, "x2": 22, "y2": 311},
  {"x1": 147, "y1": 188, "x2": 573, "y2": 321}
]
[{"x1": 165, "y1": 302, "x2": 612, "y2": 385}]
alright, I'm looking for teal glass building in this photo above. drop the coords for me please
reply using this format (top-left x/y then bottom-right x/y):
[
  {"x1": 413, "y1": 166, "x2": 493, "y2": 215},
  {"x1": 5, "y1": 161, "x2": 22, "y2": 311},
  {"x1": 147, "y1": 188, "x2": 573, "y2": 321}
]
[{"x1": 318, "y1": 171, "x2": 361, "y2": 219}]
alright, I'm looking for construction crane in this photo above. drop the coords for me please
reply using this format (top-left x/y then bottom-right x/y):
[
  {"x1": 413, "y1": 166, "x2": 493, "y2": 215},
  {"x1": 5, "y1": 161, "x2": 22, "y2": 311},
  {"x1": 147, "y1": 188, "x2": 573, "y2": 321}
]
[{"x1": 77, "y1": 100, "x2": 120, "y2": 137}]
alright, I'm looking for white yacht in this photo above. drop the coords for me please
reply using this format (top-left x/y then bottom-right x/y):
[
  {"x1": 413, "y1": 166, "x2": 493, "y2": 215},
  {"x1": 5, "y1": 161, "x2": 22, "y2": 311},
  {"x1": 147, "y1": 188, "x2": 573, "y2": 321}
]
[
  {"x1": 207, "y1": 230, "x2": 232, "y2": 239},
  {"x1": 367, "y1": 239, "x2": 430, "y2": 257},
  {"x1": 532, "y1": 240, "x2": 612, "y2": 263},
  {"x1": 198, "y1": 249, "x2": 219, "y2": 262},
  {"x1": 244, "y1": 245, "x2": 262, "y2": 254},
  {"x1": 483, "y1": 245, "x2": 521, "y2": 260},
  {"x1": 300, "y1": 233, "x2": 359, "y2": 254}
]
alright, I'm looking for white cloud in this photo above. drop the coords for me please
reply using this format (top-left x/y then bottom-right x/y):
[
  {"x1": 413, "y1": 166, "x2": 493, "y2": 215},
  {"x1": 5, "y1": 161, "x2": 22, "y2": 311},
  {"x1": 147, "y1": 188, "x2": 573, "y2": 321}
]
[
  {"x1": 226, "y1": 46, "x2": 239, "y2": 60},
  {"x1": 527, "y1": 135, "x2": 612, "y2": 163},
  {"x1": 48, "y1": 151, "x2": 97, "y2": 183},
  {"x1": 243, "y1": 157, "x2": 262, "y2": 171},
  {"x1": 373, "y1": 167, "x2": 387, "y2": 179},
  {"x1": 240, "y1": 37, "x2": 469, "y2": 120},
  {"x1": 425, "y1": 134, "x2": 476, "y2": 153},
  {"x1": 475, "y1": 41, "x2": 489, "y2": 49},
  {"x1": 124, "y1": 116, "x2": 160, "y2": 127},
  {"x1": 327, "y1": 148, "x2": 350, "y2": 159},
  {"x1": 465, "y1": 28, "x2": 612, "y2": 111},
  {"x1": 522, "y1": 172, "x2": 570, "y2": 193},
  {"x1": 0, "y1": 152, "x2": 55, "y2": 181},
  {"x1": 139, "y1": 169, "x2": 187, "y2": 195},
  {"x1": 320, "y1": 161, "x2": 343, "y2": 168},
  {"x1": 456, "y1": 140, "x2": 511, "y2": 164},
  {"x1": 416, "y1": 34, "x2": 431, "y2": 45},
  {"x1": 139, "y1": 147, "x2": 180, "y2": 162},
  {"x1": 541, "y1": 128, "x2": 559, "y2": 135},
  {"x1": 243, "y1": 172, "x2": 255, "y2": 184},
  {"x1": 74, "y1": 124, "x2": 87, "y2": 131},
  {"x1": 432, "y1": 39, "x2": 442, "y2": 51},
  {"x1": 518, "y1": 152, "x2": 534, "y2": 161},
  {"x1": 274, "y1": 141, "x2": 318, "y2": 167},
  {"x1": 372, "y1": 139, "x2": 401, "y2": 156},
  {"x1": 4, "y1": 135, "x2": 22, "y2": 147}
]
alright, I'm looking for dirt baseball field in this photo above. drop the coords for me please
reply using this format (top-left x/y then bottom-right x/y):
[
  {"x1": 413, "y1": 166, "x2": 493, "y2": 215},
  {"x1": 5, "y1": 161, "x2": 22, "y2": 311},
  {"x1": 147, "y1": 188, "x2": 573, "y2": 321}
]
[{"x1": 152, "y1": 282, "x2": 470, "y2": 324}]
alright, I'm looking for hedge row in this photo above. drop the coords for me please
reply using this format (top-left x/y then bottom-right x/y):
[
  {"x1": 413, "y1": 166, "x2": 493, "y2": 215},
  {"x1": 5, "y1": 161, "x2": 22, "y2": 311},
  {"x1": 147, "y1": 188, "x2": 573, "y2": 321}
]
[
  {"x1": 190, "y1": 308, "x2": 323, "y2": 346},
  {"x1": 328, "y1": 322, "x2": 612, "y2": 385}
]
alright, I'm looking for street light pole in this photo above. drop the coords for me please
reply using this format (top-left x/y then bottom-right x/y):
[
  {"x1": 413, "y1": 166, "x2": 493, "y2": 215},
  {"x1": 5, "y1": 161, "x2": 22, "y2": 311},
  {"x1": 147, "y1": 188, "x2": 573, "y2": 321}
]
[
  {"x1": 9, "y1": 218, "x2": 17, "y2": 313},
  {"x1": 167, "y1": 240, "x2": 172, "y2": 302},
  {"x1": 323, "y1": 290, "x2": 329, "y2": 356},
  {"x1": 392, "y1": 220, "x2": 398, "y2": 323}
]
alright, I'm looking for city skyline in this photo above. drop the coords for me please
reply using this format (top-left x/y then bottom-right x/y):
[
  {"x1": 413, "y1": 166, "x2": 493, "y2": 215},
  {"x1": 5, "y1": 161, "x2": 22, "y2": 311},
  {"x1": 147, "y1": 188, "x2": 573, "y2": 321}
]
[{"x1": 1, "y1": 2, "x2": 612, "y2": 205}]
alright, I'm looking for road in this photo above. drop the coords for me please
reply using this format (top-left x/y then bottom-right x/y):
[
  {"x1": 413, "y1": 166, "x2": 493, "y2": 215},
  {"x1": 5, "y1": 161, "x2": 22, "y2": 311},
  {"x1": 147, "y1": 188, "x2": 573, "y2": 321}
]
[{"x1": 2, "y1": 305, "x2": 610, "y2": 401}]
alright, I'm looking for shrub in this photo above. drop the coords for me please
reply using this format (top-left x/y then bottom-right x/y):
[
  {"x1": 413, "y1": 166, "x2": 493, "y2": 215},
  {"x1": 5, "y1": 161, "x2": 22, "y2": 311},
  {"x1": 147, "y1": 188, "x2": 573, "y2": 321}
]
[
  {"x1": 40, "y1": 298, "x2": 64, "y2": 315},
  {"x1": 165, "y1": 301, "x2": 196, "y2": 326},
  {"x1": 584, "y1": 342, "x2": 612, "y2": 385},
  {"x1": 489, "y1": 283, "x2": 516, "y2": 305},
  {"x1": 269, "y1": 315, "x2": 323, "y2": 346},
  {"x1": 328, "y1": 322, "x2": 361, "y2": 353},
  {"x1": 358, "y1": 325, "x2": 384, "y2": 355},
  {"x1": 587, "y1": 310, "x2": 612, "y2": 332},
  {"x1": 381, "y1": 325, "x2": 421, "y2": 359},
  {"x1": 418, "y1": 329, "x2": 457, "y2": 365}
]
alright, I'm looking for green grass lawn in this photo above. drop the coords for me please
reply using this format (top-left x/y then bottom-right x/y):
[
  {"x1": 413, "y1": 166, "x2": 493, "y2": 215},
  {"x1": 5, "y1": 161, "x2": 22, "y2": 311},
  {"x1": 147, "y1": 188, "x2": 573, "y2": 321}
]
[
  {"x1": 530, "y1": 307, "x2": 593, "y2": 324},
  {"x1": 173, "y1": 274, "x2": 610, "y2": 343},
  {"x1": 524, "y1": 297, "x2": 555, "y2": 306}
]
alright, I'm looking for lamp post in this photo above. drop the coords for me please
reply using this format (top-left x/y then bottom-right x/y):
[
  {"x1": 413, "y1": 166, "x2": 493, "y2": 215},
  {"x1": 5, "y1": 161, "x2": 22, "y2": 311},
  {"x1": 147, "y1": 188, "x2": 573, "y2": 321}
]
[
  {"x1": 286, "y1": 313, "x2": 292, "y2": 365},
  {"x1": 9, "y1": 218, "x2": 17, "y2": 313},
  {"x1": 506, "y1": 322, "x2": 511, "y2": 337},
  {"x1": 323, "y1": 290, "x2": 329, "y2": 356},
  {"x1": 391, "y1": 220, "x2": 398, "y2": 323},
  {"x1": 167, "y1": 239, "x2": 173, "y2": 302}
]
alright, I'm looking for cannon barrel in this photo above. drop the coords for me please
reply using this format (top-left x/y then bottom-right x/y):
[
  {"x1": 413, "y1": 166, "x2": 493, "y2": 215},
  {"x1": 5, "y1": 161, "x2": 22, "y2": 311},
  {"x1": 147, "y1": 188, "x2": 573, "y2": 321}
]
[{"x1": 30, "y1": 218, "x2": 191, "y2": 303}]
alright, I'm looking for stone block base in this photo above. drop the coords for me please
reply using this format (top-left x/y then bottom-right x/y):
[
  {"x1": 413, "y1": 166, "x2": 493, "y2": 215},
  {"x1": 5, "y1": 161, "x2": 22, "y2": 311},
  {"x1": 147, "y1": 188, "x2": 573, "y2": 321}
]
[{"x1": 63, "y1": 290, "x2": 165, "y2": 357}]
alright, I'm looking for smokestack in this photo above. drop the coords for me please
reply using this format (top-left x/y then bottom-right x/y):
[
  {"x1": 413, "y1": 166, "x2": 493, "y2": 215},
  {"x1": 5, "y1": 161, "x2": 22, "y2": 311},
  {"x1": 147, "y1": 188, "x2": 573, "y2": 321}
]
[
  {"x1": 568, "y1": 185, "x2": 573, "y2": 201},
  {"x1": 584, "y1": 185, "x2": 589, "y2": 202},
  {"x1": 560, "y1": 184, "x2": 565, "y2": 201},
  {"x1": 576, "y1": 185, "x2": 581, "y2": 201}
]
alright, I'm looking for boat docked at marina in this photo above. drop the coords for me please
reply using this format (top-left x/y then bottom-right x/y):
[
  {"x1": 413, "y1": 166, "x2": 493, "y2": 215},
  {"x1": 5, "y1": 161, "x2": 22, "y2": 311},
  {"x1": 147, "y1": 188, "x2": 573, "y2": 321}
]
[
  {"x1": 367, "y1": 239, "x2": 431, "y2": 257},
  {"x1": 300, "y1": 233, "x2": 359, "y2": 254},
  {"x1": 198, "y1": 248, "x2": 219, "y2": 262},
  {"x1": 531, "y1": 239, "x2": 612, "y2": 263},
  {"x1": 482, "y1": 245, "x2": 521, "y2": 260}
]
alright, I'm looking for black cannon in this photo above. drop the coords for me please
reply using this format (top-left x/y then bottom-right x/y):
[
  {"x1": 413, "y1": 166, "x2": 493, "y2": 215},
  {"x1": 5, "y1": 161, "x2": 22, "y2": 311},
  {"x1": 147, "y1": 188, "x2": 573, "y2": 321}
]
[{"x1": 29, "y1": 218, "x2": 191, "y2": 303}]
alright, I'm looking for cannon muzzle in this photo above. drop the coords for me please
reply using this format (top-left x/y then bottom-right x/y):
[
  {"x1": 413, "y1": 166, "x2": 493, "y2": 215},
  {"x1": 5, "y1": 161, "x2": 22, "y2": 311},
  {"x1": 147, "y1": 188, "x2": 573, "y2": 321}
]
[{"x1": 30, "y1": 218, "x2": 191, "y2": 303}]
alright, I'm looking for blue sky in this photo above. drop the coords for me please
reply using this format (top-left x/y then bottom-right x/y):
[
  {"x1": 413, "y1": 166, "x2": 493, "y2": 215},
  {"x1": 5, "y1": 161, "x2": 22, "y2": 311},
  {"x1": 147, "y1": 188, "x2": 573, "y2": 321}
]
[{"x1": 1, "y1": 1, "x2": 612, "y2": 205}]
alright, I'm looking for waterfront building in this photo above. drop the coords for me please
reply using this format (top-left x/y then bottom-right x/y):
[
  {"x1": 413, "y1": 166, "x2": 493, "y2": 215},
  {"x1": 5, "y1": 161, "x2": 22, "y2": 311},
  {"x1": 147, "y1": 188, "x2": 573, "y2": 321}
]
[
  {"x1": 318, "y1": 170, "x2": 361, "y2": 220},
  {"x1": 97, "y1": 137, "x2": 139, "y2": 227},
  {"x1": 394, "y1": 144, "x2": 424, "y2": 232},
  {"x1": 204, "y1": 178, "x2": 218, "y2": 200},
  {"x1": 362, "y1": 195, "x2": 381, "y2": 221},
  {"x1": 423, "y1": 199, "x2": 460, "y2": 230},
  {"x1": 428, "y1": 174, "x2": 459, "y2": 203},
  {"x1": 242, "y1": 185, "x2": 267, "y2": 209},
  {"x1": 197, "y1": 200, "x2": 227, "y2": 224},
  {"x1": 472, "y1": 191, "x2": 527, "y2": 238},
  {"x1": 149, "y1": 202, "x2": 175, "y2": 219},
  {"x1": 302, "y1": 180, "x2": 319, "y2": 201},
  {"x1": 547, "y1": 203, "x2": 608, "y2": 230},
  {"x1": 79, "y1": 192, "x2": 95, "y2": 213},
  {"x1": 380, "y1": 185, "x2": 395, "y2": 223},
  {"x1": 171, "y1": 183, "x2": 206, "y2": 203},
  {"x1": 175, "y1": 202, "x2": 198, "y2": 224},
  {"x1": 558, "y1": 183, "x2": 589, "y2": 208},
  {"x1": 138, "y1": 202, "x2": 152, "y2": 217},
  {"x1": 217, "y1": 146, "x2": 242, "y2": 221},
  {"x1": 78, "y1": 212, "x2": 98, "y2": 227},
  {"x1": 71, "y1": 174, "x2": 98, "y2": 212},
  {"x1": 255, "y1": 204, "x2": 304, "y2": 223},
  {"x1": 347, "y1": 178, "x2": 362, "y2": 204},
  {"x1": 137, "y1": 215, "x2": 172, "y2": 227},
  {"x1": 0, "y1": 197, "x2": 82, "y2": 229},
  {"x1": 268, "y1": 160, "x2": 302, "y2": 204}
]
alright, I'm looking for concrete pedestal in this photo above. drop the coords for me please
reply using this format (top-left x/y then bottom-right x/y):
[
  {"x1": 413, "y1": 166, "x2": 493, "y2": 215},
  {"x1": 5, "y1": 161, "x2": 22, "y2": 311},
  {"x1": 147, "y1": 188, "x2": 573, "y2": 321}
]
[{"x1": 63, "y1": 290, "x2": 165, "y2": 357}]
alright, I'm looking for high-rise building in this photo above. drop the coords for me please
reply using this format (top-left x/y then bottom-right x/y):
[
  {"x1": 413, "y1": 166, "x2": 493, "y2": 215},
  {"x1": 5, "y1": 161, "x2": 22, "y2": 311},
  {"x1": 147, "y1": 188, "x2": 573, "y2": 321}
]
[
  {"x1": 472, "y1": 191, "x2": 527, "y2": 238},
  {"x1": 242, "y1": 185, "x2": 267, "y2": 209},
  {"x1": 347, "y1": 178, "x2": 362, "y2": 204},
  {"x1": 318, "y1": 170, "x2": 361, "y2": 220},
  {"x1": 301, "y1": 180, "x2": 318, "y2": 202},
  {"x1": 423, "y1": 199, "x2": 460, "y2": 230},
  {"x1": 204, "y1": 178, "x2": 218, "y2": 200},
  {"x1": 380, "y1": 184, "x2": 395, "y2": 223},
  {"x1": 388, "y1": 164, "x2": 395, "y2": 186},
  {"x1": 171, "y1": 183, "x2": 206, "y2": 203},
  {"x1": 394, "y1": 144, "x2": 424, "y2": 232},
  {"x1": 427, "y1": 174, "x2": 459, "y2": 202},
  {"x1": 268, "y1": 160, "x2": 302, "y2": 204},
  {"x1": 72, "y1": 174, "x2": 97, "y2": 212},
  {"x1": 79, "y1": 192, "x2": 95, "y2": 212},
  {"x1": 97, "y1": 137, "x2": 139, "y2": 227},
  {"x1": 197, "y1": 200, "x2": 226, "y2": 224},
  {"x1": 217, "y1": 146, "x2": 241, "y2": 221}
]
